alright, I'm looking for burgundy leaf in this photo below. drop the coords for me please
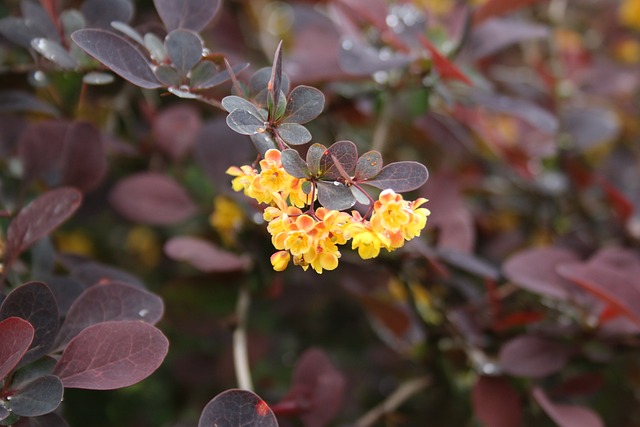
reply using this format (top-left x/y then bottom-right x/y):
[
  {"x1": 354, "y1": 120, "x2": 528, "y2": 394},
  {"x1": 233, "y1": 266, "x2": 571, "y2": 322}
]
[
  {"x1": 466, "y1": 18, "x2": 549, "y2": 60},
  {"x1": 277, "y1": 123, "x2": 312, "y2": 146},
  {"x1": 471, "y1": 376, "x2": 522, "y2": 427},
  {"x1": 363, "y1": 161, "x2": 429, "y2": 193},
  {"x1": 52, "y1": 321, "x2": 169, "y2": 390},
  {"x1": 153, "y1": 104, "x2": 202, "y2": 160},
  {"x1": 109, "y1": 172, "x2": 198, "y2": 225},
  {"x1": 283, "y1": 85, "x2": 325, "y2": 124},
  {"x1": 306, "y1": 143, "x2": 326, "y2": 176},
  {"x1": 498, "y1": 334, "x2": 570, "y2": 378},
  {"x1": 561, "y1": 105, "x2": 620, "y2": 152},
  {"x1": 165, "y1": 29, "x2": 203, "y2": 78},
  {"x1": 0, "y1": 90, "x2": 59, "y2": 117},
  {"x1": 503, "y1": 247, "x2": 581, "y2": 300},
  {"x1": 281, "y1": 149, "x2": 310, "y2": 179},
  {"x1": 80, "y1": 0, "x2": 134, "y2": 29},
  {"x1": 268, "y1": 41, "x2": 284, "y2": 119},
  {"x1": 532, "y1": 387, "x2": 604, "y2": 427},
  {"x1": 71, "y1": 29, "x2": 161, "y2": 89},
  {"x1": 273, "y1": 348, "x2": 346, "y2": 427},
  {"x1": 319, "y1": 140, "x2": 358, "y2": 180},
  {"x1": 5, "y1": 188, "x2": 82, "y2": 267},
  {"x1": 0, "y1": 317, "x2": 34, "y2": 380},
  {"x1": 0, "y1": 282, "x2": 58, "y2": 366},
  {"x1": 338, "y1": 36, "x2": 411, "y2": 76},
  {"x1": 60, "y1": 255, "x2": 146, "y2": 289},
  {"x1": 316, "y1": 180, "x2": 356, "y2": 211},
  {"x1": 54, "y1": 281, "x2": 164, "y2": 350},
  {"x1": 154, "y1": 0, "x2": 221, "y2": 32},
  {"x1": 7, "y1": 375, "x2": 63, "y2": 417},
  {"x1": 164, "y1": 236, "x2": 252, "y2": 273},
  {"x1": 354, "y1": 150, "x2": 382, "y2": 180},
  {"x1": 198, "y1": 389, "x2": 278, "y2": 427},
  {"x1": 226, "y1": 109, "x2": 266, "y2": 136}
]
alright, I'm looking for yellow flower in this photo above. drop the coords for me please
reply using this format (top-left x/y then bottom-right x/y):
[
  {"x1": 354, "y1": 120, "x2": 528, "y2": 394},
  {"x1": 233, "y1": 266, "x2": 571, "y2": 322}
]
[
  {"x1": 403, "y1": 198, "x2": 430, "y2": 240},
  {"x1": 621, "y1": 0, "x2": 640, "y2": 30},
  {"x1": 271, "y1": 250, "x2": 291, "y2": 271},
  {"x1": 210, "y1": 195, "x2": 245, "y2": 245},
  {"x1": 346, "y1": 219, "x2": 390, "y2": 259},
  {"x1": 283, "y1": 214, "x2": 316, "y2": 257},
  {"x1": 372, "y1": 189, "x2": 412, "y2": 232},
  {"x1": 125, "y1": 226, "x2": 160, "y2": 269}
]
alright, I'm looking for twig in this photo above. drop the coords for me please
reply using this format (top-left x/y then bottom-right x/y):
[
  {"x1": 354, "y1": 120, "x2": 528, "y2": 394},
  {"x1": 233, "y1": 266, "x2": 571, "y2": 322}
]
[
  {"x1": 233, "y1": 283, "x2": 254, "y2": 391},
  {"x1": 371, "y1": 92, "x2": 393, "y2": 154},
  {"x1": 354, "y1": 376, "x2": 431, "y2": 427}
]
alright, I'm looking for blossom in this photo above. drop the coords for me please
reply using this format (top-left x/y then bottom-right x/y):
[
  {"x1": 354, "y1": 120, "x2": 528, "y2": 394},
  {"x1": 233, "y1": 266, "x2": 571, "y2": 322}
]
[
  {"x1": 209, "y1": 195, "x2": 245, "y2": 245},
  {"x1": 621, "y1": 0, "x2": 640, "y2": 30}
]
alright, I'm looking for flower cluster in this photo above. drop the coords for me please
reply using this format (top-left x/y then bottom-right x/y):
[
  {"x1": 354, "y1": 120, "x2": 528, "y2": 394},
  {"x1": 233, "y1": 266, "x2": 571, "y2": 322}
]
[{"x1": 227, "y1": 149, "x2": 429, "y2": 273}]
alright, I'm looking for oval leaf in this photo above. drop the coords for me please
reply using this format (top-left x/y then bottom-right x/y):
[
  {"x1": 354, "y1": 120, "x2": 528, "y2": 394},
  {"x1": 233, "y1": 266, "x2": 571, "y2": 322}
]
[
  {"x1": 164, "y1": 236, "x2": 252, "y2": 273},
  {"x1": 355, "y1": 150, "x2": 383, "y2": 180},
  {"x1": 71, "y1": 29, "x2": 161, "y2": 89},
  {"x1": 198, "y1": 389, "x2": 278, "y2": 427},
  {"x1": 109, "y1": 172, "x2": 198, "y2": 225},
  {"x1": 226, "y1": 109, "x2": 265, "y2": 136},
  {"x1": 283, "y1": 85, "x2": 325, "y2": 124},
  {"x1": 52, "y1": 321, "x2": 169, "y2": 390},
  {"x1": 0, "y1": 282, "x2": 58, "y2": 366},
  {"x1": 165, "y1": 29, "x2": 203, "y2": 77},
  {"x1": 277, "y1": 122, "x2": 312, "y2": 146},
  {"x1": 280, "y1": 149, "x2": 309, "y2": 179},
  {"x1": 5, "y1": 188, "x2": 82, "y2": 266},
  {"x1": 81, "y1": 0, "x2": 134, "y2": 29},
  {"x1": 0, "y1": 317, "x2": 34, "y2": 380},
  {"x1": 532, "y1": 387, "x2": 604, "y2": 427},
  {"x1": 472, "y1": 376, "x2": 522, "y2": 427},
  {"x1": 54, "y1": 281, "x2": 164, "y2": 350},
  {"x1": 221, "y1": 96, "x2": 263, "y2": 117},
  {"x1": 316, "y1": 180, "x2": 356, "y2": 211},
  {"x1": 498, "y1": 335, "x2": 570, "y2": 378},
  {"x1": 363, "y1": 161, "x2": 429, "y2": 192},
  {"x1": 31, "y1": 38, "x2": 77, "y2": 69},
  {"x1": 153, "y1": 0, "x2": 221, "y2": 32},
  {"x1": 8, "y1": 375, "x2": 63, "y2": 417},
  {"x1": 153, "y1": 104, "x2": 202, "y2": 160},
  {"x1": 319, "y1": 140, "x2": 358, "y2": 180},
  {"x1": 306, "y1": 143, "x2": 326, "y2": 176}
]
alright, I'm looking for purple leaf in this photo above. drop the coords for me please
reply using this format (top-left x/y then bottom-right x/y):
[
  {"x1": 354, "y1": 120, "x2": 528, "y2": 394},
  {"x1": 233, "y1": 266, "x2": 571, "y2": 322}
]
[
  {"x1": 306, "y1": 143, "x2": 326, "y2": 176},
  {"x1": 268, "y1": 41, "x2": 284, "y2": 119},
  {"x1": 250, "y1": 67, "x2": 290, "y2": 107},
  {"x1": 532, "y1": 387, "x2": 604, "y2": 427},
  {"x1": 60, "y1": 255, "x2": 145, "y2": 288},
  {"x1": 71, "y1": 29, "x2": 161, "y2": 89},
  {"x1": 30, "y1": 39, "x2": 77, "y2": 69},
  {"x1": 0, "y1": 16, "x2": 39, "y2": 48},
  {"x1": 561, "y1": 105, "x2": 620, "y2": 152},
  {"x1": 0, "y1": 90, "x2": 59, "y2": 117},
  {"x1": 436, "y1": 248, "x2": 500, "y2": 280},
  {"x1": 281, "y1": 149, "x2": 310, "y2": 179},
  {"x1": 277, "y1": 123, "x2": 312, "y2": 146},
  {"x1": 471, "y1": 376, "x2": 522, "y2": 427},
  {"x1": 164, "y1": 236, "x2": 252, "y2": 273},
  {"x1": 503, "y1": 247, "x2": 581, "y2": 300},
  {"x1": 109, "y1": 172, "x2": 198, "y2": 225},
  {"x1": 52, "y1": 321, "x2": 169, "y2": 390},
  {"x1": 283, "y1": 85, "x2": 325, "y2": 124},
  {"x1": 355, "y1": 150, "x2": 382, "y2": 180},
  {"x1": 153, "y1": 104, "x2": 202, "y2": 160},
  {"x1": 5, "y1": 188, "x2": 82, "y2": 268},
  {"x1": 54, "y1": 281, "x2": 164, "y2": 350},
  {"x1": 21, "y1": 0, "x2": 59, "y2": 42},
  {"x1": 273, "y1": 348, "x2": 346, "y2": 427},
  {"x1": 226, "y1": 109, "x2": 266, "y2": 136},
  {"x1": 363, "y1": 161, "x2": 429, "y2": 193},
  {"x1": 498, "y1": 335, "x2": 570, "y2": 378},
  {"x1": 0, "y1": 317, "x2": 34, "y2": 380},
  {"x1": 191, "y1": 61, "x2": 249, "y2": 90},
  {"x1": 466, "y1": 18, "x2": 549, "y2": 60},
  {"x1": 316, "y1": 181, "x2": 356, "y2": 211},
  {"x1": 154, "y1": 0, "x2": 221, "y2": 32},
  {"x1": 80, "y1": 0, "x2": 134, "y2": 29},
  {"x1": 7, "y1": 375, "x2": 63, "y2": 417},
  {"x1": 319, "y1": 140, "x2": 358, "y2": 180},
  {"x1": 0, "y1": 282, "x2": 58, "y2": 366},
  {"x1": 338, "y1": 36, "x2": 411, "y2": 76},
  {"x1": 165, "y1": 29, "x2": 203, "y2": 77},
  {"x1": 198, "y1": 389, "x2": 278, "y2": 427}
]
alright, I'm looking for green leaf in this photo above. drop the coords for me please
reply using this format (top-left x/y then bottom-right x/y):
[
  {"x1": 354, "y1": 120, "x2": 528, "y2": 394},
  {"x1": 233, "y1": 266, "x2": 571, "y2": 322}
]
[
  {"x1": 316, "y1": 180, "x2": 356, "y2": 211},
  {"x1": 363, "y1": 161, "x2": 429, "y2": 192},
  {"x1": 226, "y1": 109, "x2": 265, "y2": 135},
  {"x1": 319, "y1": 140, "x2": 358, "y2": 180},
  {"x1": 306, "y1": 143, "x2": 327, "y2": 177},
  {"x1": 355, "y1": 150, "x2": 383, "y2": 180},
  {"x1": 165, "y1": 29, "x2": 203, "y2": 78},
  {"x1": 267, "y1": 40, "x2": 284, "y2": 120},
  {"x1": 283, "y1": 85, "x2": 325, "y2": 124},
  {"x1": 277, "y1": 123, "x2": 312, "y2": 146},
  {"x1": 281, "y1": 149, "x2": 309, "y2": 178}
]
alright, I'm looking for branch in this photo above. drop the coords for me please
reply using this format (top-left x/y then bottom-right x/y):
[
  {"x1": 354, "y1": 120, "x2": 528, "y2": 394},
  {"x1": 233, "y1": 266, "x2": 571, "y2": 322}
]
[
  {"x1": 233, "y1": 283, "x2": 254, "y2": 391},
  {"x1": 354, "y1": 376, "x2": 431, "y2": 427}
]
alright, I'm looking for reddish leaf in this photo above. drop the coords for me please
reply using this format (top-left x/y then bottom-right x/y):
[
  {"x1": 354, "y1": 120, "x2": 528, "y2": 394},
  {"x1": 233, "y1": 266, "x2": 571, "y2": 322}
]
[
  {"x1": 273, "y1": 348, "x2": 346, "y2": 427},
  {"x1": 466, "y1": 18, "x2": 549, "y2": 60},
  {"x1": 473, "y1": 0, "x2": 548, "y2": 26},
  {"x1": 0, "y1": 317, "x2": 34, "y2": 380},
  {"x1": 319, "y1": 140, "x2": 358, "y2": 180},
  {"x1": 198, "y1": 389, "x2": 278, "y2": 427},
  {"x1": 551, "y1": 373, "x2": 604, "y2": 397},
  {"x1": 471, "y1": 376, "x2": 522, "y2": 427},
  {"x1": 0, "y1": 282, "x2": 58, "y2": 366},
  {"x1": 164, "y1": 236, "x2": 252, "y2": 273},
  {"x1": 153, "y1": 104, "x2": 202, "y2": 160},
  {"x1": 154, "y1": 0, "x2": 221, "y2": 32},
  {"x1": 52, "y1": 321, "x2": 169, "y2": 390},
  {"x1": 109, "y1": 172, "x2": 198, "y2": 225},
  {"x1": 419, "y1": 35, "x2": 472, "y2": 86},
  {"x1": 54, "y1": 281, "x2": 164, "y2": 350},
  {"x1": 503, "y1": 247, "x2": 580, "y2": 300},
  {"x1": 498, "y1": 334, "x2": 570, "y2": 378},
  {"x1": 532, "y1": 387, "x2": 604, "y2": 427},
  {"x1": 283, "y1": 85, "x2": 325, "y2": 124},
  {"x1": 363, "y1": 161, "x2": 429, "y2": 193},
  {"x1": 5, "y1": 188, "x2": 82, "y2": 268}
]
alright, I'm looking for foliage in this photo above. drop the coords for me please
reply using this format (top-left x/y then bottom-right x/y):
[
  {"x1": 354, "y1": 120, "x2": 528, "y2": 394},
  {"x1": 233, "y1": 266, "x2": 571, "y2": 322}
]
[{"x1": 1, "y1": 0, "x2": 640, "y2": 426}]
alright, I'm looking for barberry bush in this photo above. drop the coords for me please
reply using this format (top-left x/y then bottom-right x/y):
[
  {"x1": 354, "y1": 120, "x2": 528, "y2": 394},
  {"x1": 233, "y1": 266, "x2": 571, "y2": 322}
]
[{"x1": 2, "y1": 0, "x2": 640, "y2": 426}]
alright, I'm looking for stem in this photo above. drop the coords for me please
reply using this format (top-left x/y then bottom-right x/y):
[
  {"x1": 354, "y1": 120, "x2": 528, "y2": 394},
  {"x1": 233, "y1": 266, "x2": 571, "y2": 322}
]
[
  {"x1": 233, "y1": 283, "x2": 254, "y2": 391},
  {"x1": 371, "y1": 92, "x2": 392, "y2": 154},
  {"x1": 353, "y1": 376, "x2": 430, "y2": 427}
]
